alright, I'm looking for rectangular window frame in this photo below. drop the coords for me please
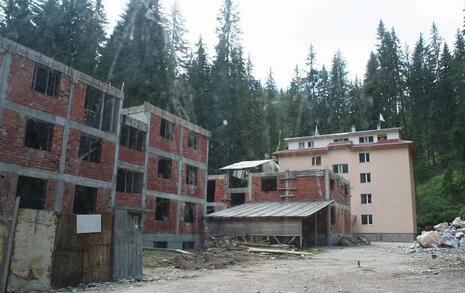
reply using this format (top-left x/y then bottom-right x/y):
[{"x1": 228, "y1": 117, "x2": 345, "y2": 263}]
[
  {"x1": 298, "y1": 142, "x2": 305, "y2": 149},
  {"x1": 84, "y1": 86, "x2": 118, "y2": 133},
  {"x1": 311, "y1": 156, "x2": 321, "y2": 166},
  {"x1": 73, "y1": 185, "x2": 97, "y2": 214},
  {"x1": 16, "y1": 176, "x2": 47, "y2": 209},
  {"x1": 359, "y1": 153, "x2": 370, "y2": 163},
  {"x1": 332, "y1": 164, "x2": 349, "y2": 174},
  {"x1": 120, "y1": 124, "x2": 146, "y2": 152},
  {"x1": 307, "y1": 141, "x2": 314, "y2": 148},
  {"x1": 186, "y1": 165, "x2": 198, "y2": 186},
  {"x1": 261, "y1": 177, "x2": 277, "y2": 193},
  {"x1": 188, "y1": 130, "x2": 199, "y2": 149},
  {"x1": 24, "y1": 119, "x2": 54, "y2": 152},
  {"x1": 116, "y1": 169, "x2": 143, "y2": 194},
  {"x1": 31, "y1": 64, "x2": 61, "y2": 97},
  {"x1": 160, "y1": 118, "x2": 174, "y2": 140},
  {"x1": 157, "y1": 157, "x2": 172, "y2": 179},
  {"x1": 79, "y1": 134, "x2": 102, "y2": 163},
  {"x1": 361, "y1": 194, "x2": 372, "y2": 204},
  {"x1": 360, "y1": 173, "x2": 371, "y2": 183},
  {"x1": 359, "y1": 136, "x2": 374, "y2": 144},
  {"x1": 361, "y1": 214, "x2": 373, "y2": 225},
  {"x1": 155, "y1": 198, "x2": 171, "y2": 221}
]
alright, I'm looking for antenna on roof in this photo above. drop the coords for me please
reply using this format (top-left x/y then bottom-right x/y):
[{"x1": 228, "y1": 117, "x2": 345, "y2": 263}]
[{"x1": 314, "y1": 125, "x2": 319, "y2": 136}]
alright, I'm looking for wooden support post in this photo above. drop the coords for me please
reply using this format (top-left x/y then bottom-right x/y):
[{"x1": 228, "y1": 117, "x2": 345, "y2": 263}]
[{"x1": 0, "y1": 197, "x2": 20, "y2": 293}]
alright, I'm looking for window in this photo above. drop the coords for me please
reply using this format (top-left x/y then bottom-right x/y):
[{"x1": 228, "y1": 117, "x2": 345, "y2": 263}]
[
  {"x1": 207, "y1": 180, "x2": 216, "y2": 202},
  {"x1": 31, "y1": 64, "x2": 60, "y2": 96},
  {"x1": 79, "y1": 134, "x2": 101, "y2": 163},
  {"x1": 73, "y1": 185, "x2": 97, "y2": 214},
  {"x1": 24, "y1": 119, "x2": 53, "y2": 151},
  {"x1": 333, "y1": 164, "x2": 348, "y2": 174},
  {"x1": 116, "y1": 169, "x2": 143, "y2": 193},
  {"x1": 333, "y1": 138, "x2": 349, "y2": 142},
  {"x1": 16, "y1": 176, "x2": 46, "y2": 209},
  {"x1": 157, "y1": 158, "x2": 172, "y2": 179},
  {"x1": 359, "y1": 153, "x2": 370, "y2": 163},
  {"x1": 153, "y1": 241, "x2": 168, "y2": 248},
  {"x1": 261, "y1": 177, "x2": 277, "y2": 192},
  {"x1": 183, "y1": 241, "x2": 195, "y2": 250},
  {"x1": 360, "y1": 173, "x2": 371, "y2": 183},
  {"x1": 188, "y1": 130, "x2": 199, "y2": 149},
  {"x1": 231, "y1": 193, "x2": 245, "y2": 206},
  {"x1": 155, "y1": 198, "x2": 170, "y2": 221},
  {"x1": 307, "y1": 141, "x2": 314, "y2": 148},
  {"x1": 361, "y1": 214, "x2": 373, "y2": 225},
  {"x1": 359, "y1": 136, "x2": 374, "y2": 143},
  {"x1": 184, "y1": 202, "x2": 196, "y2": 223},
  {"x1": 186, "y1": 165, "x2": 198, "y2": 185},
  {"x1": 160, "y1": 118, "x2": 173, "y2": 140},
  {"x1": 84, "y1": 86, "x2": 118, "y2": 132},
  {"x1": 361, "y1": 194, "x2": 372, "y2": 204},
  {"x1": 312, "y1": 156, "x2": 321, "y2": 166},
  {"x1": 120, "y1": 124, "x2": 146, "y2": 151},
  {"x1": 377, "y1": 133, "x2": 387, "y2": 141},
  {"x1": 298, "y1": 142, "x2": 305, "y2": 149}
]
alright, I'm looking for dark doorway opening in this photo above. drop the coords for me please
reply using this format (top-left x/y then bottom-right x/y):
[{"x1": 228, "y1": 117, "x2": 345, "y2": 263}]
[
  {"x1": 231, "y1": 193, "x2": 245, "y2": 207},
  {"x1": 73, "y1": 185, "x2": 97, "y2": 214},
  {"x1": 207, "y1": 180, "x2": 216, "y2": 202}
]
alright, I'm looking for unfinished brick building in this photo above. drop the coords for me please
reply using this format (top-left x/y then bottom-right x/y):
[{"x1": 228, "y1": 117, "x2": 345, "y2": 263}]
[
  {"x1": 118, "y1": 104, "x2": 210, "y2": 249},
  {"x1": 0, "y1": 36, "x2": 123, "y2": 221},
  {"x1": 0, "y1": 36, "x2": 210, "y2": 250},
  {"x1": 206, "y1": 160, "x2": 351, "y2": 246}
]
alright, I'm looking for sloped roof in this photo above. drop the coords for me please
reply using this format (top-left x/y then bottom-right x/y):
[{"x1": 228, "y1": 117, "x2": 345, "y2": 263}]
[
  {"x1": 219, "y1": 160, "x2": 276, "y2": 171},
  {"x1": 207, "y1": 200, "x2": 333, "y2": 219}
]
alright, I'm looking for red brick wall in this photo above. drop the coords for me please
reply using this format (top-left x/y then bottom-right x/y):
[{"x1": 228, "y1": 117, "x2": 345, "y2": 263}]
[
  {"x1": 251, "y1": 176, "x2": 283, "y2": 202},
  {"x1": 65, "y1": 129, "x2": 115, "y2": 182},
  {"x1": 119, "y1": 146, "x2": 145, "y2": 166},
  {"x1": 115, "y1": 192, "x2": 143, "y2": 209},
  {"x1": 329, "y1": 179, "x2": 350, "y2": 206},
  {"x1": 181, "y1": 127, "x2": 208, "y2": 163},
  {"x1": 0, "y1": 110, "x2": 63, "y2": 171},
  {"x1": 0, "y1": 172, "x2": 18, "y2": 218},
  {"x1": 69, "y1": 82, "x2": 87, "y2": 124},
  {"x1": 182, "y1": 165, "x2": 205, "y2": 198},
  {"x1": 148, "y1": 115, "x2": 180, "y2": 155},
  {"x1": 7, "y1": 55, "x2": 70, "y2": 117},
  {"x1": 144, "y1": 196, "x2": 177, "y2": 234},
  {"x1": 213, "y1": 178, "x2": 225, "y2": 202},
  {"x1": 146, "y1": 154, "x2": 178, "y2": 194}
]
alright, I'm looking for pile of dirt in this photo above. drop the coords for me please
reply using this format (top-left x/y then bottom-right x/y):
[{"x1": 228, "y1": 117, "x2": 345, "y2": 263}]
[
  {"x1": 332, "y1": 234, "x2": 371, "y2": 247},
  {"x1": 410, "y1": 217, "x2": 465, "y2": 252}
]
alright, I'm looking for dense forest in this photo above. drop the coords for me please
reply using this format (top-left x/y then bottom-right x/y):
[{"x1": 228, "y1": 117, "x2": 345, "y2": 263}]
[{"x1": 1, "y1": 0, "x2": 464, "y2": 226}]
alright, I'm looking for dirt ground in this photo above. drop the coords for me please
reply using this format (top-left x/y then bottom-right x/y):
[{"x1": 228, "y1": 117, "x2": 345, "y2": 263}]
[{"x1": 84, "y1": 242, "x2": 465, "y2": 293}]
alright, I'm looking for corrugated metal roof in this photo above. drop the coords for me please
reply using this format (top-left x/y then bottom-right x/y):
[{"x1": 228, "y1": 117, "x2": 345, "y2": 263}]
[
  {"x1": 207, "y1": 200, "x2": 333, "y2": 219},
  {"x1": 219, "y1": 160, "x2": 276, "y2": 170}
]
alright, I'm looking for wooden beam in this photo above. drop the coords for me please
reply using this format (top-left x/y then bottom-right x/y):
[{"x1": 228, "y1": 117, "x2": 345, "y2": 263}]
[{"x1": 0, "y1": 197, "x2": 20, "y2": 293}]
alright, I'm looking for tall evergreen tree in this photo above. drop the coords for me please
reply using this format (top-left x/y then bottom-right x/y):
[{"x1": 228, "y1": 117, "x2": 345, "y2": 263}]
[
  {"x1": 264, "y1": 69, "x2": 279, "y2": 157},
  {"x1": 0, "y1": 0, "x2": 37, "y2": 47},
  {"x1": 328, "y1": 50, "x2": 349, "y2": 132}
]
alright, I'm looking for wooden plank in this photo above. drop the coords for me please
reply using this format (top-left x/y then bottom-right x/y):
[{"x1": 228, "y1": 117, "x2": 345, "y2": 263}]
[
  {"x1": 0, "y1": 197, "x2": 19, "y2": 293},
  {"x1": 248, "y1": 247, "x2": 312, "y2": 256}
]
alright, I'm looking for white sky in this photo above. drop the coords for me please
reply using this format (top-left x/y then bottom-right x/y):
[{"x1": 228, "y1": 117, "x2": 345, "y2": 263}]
[{"x1": 102, "y1": 0, "x2": 464, "y2": 88}]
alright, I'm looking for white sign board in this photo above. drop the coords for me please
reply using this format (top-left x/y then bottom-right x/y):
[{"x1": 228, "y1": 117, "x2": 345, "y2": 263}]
[{"x1": 76, "y1": 214, "x2": 102, "y2": 234}]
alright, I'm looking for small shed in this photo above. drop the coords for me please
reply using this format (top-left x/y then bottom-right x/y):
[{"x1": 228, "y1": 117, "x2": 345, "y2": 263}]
[
  {"x1": 206, "y1": 200, "x2": 333, "y2": 247},
  {"x1": 219, "y1": 160, "x2": 279, "y2": 189}
]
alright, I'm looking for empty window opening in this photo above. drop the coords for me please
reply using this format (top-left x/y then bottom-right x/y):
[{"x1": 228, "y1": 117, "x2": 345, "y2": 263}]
[
  {"x1": 120, "y1": 124, "x2": 146, "y2": 151},
  {"x1": 188, "y1": 130, "x2": 199, "y2": 149},
  {"x1": 157, "y1": 158, "x2": 172, "y2": 179},
  {"x1": 377, "y1": 133, "x2": 387, "y2": 141},
  {"x1": 311, "y1": 156, "x2": 321, "y2": 166},
  {"x1": 261, "y1": 177, "x2": 277, "y2": 193},
  {"x1": 16, "y1": 176, "x2": 46, "y2": 209},
  {"x1": 84, "y1": 86, "x2": 118, "y2": 132},
  {"x1": 206, "y1": 206, "x2": 215, "y2": 214},
  {"x1": 160, "y1": 118, "x2": 173, "y2": 140},
  {"x1": 231, "y1": 193, "x2": 245, "y2": 207},
  {"x1": 79, "y1": 134, "x2": 102, "y2": 163},
  {"x1": 360, "y1": 173, "x2": 371, "y2": 183},
  {"x1": 73, "y1": 185, "x2": 97, "y2": 214},
  {"x1": 153, "y1": 241, "x2": 168, "y2": 248},
  {"x1": 331, "y1": 206, "x2": 336, "y2": 225},
  {"x1": 359, "y1": 153, "x2": 370, "y2": 163},
  {"x1": 361, "y1": 194, "x2": 372, "y2": 204},
  {"x1": 207, "y1": 180, "x2": 216, "y2": 202},
  {"x1": 333, "y1": 164, "x2": 348, "y2": 174},
  {"x1": 361, "y1": 214, "x2": 373, "y2": 225},
  {"x1": 229, "y1": 169, "x2": 249, "y2": 188},
  {"x1": 184, "y1": 202, "x2": 196, "y2": 223},
  {"x1": 183, "y1": 241, "x2": 195, "y2": 250},
  {"x1": 24, "y1": 119, "x2": 54, "y2": 151},
  {"x1": 31, "y1": 64, "x2": 60, "y2": 96},
  {"x1": 155, "y1": 198, "x2": 170, "y2": 221},
  {"x1": 186, "y1": 165, "x2": 198, "y2": 185},
  {"x1": 359, "y1": 136, "x2": 374, "y2": 143},
  {"x1": 116, "y1": 169, "x2": 143, "y2": 193}
]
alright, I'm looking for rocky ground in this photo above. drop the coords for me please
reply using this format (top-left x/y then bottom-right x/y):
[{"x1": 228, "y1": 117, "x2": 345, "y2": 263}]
[{"x1": 72, "y1": 242, "x2": 465, "y2": 293}]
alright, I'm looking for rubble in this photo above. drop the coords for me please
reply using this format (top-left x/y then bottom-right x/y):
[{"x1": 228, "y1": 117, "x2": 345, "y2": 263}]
[
  {"x1": 410, "y1": 217, "x2": 465, "y2": 252},
  {"x1": 332, "y1": 234, "x2": 371, "y2": 247}
]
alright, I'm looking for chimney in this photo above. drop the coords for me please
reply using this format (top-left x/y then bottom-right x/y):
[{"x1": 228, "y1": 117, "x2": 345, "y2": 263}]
[{"x1": 351, "y1": 125, "x2": 356, "y2": 132}]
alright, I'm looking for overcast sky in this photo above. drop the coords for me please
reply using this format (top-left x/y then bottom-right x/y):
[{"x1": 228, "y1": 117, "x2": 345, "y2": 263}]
[{"x1": 101, "y1": 0, "x2": 464, "y2": 88}]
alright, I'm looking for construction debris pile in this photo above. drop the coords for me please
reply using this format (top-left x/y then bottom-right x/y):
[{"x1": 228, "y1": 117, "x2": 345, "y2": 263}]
[
  {"x1": 411, "y1": 217, "x2": 465, "y2": 252},
  {"x1": 332, "y1": 234, "x2": 371, "y2": 247}
]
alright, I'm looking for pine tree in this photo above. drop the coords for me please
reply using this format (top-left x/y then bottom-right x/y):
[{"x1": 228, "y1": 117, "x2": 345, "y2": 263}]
[
  {"x1": 264, "y1": 69, "x2": 279, "y2": 157},
  {"x1": 100, "y1": 0, "x2": 169, "y2": 107},
  {"x1": 0, "y1": 0, "x2": 37, "y2": 47},
  {"x1": 328, "y1": 50, "x2": 350, "y2": 132}
]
